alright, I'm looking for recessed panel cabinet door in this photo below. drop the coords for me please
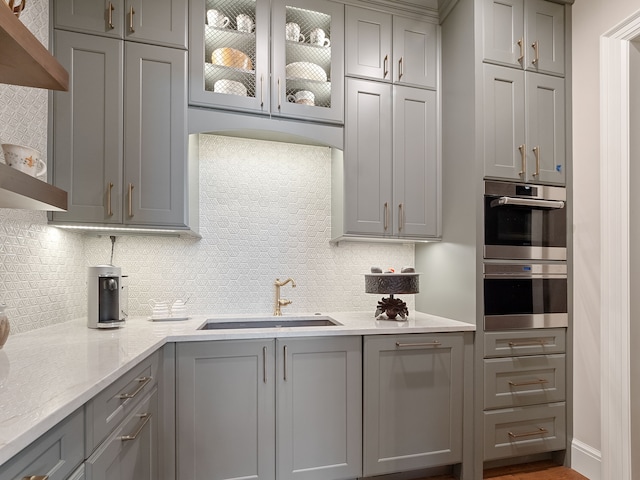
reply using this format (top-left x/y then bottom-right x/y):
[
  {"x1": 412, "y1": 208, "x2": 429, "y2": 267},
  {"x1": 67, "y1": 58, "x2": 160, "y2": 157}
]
[
  {"x1": 392, "y1": 16, "x2": 437, "y2": 89},
  {"x1": 127, "y1": 0, "x2": 188, "y2": 48},
  {"x1": 124, "y1": 42, "x2": 187, "y2": 226},
  {"x1": 526, "y1": 72, "x2": 565, "y2": 184},
  {"x1": 344, "y1": 78, "x2": 393, "y2": 236},
  {"x1": 363, "y1": 334, "x2": 464, "y2": 476},
  {"x1": 176, "y1": 340, "x2": 276, "y2": 480},
  {"x1": 277, "y1": 337, "x2": 362, "y2": 480},
  {"x1": 54, "y1": 0, "x2": 124, "y2": 38},
  {"x1": 51, "y1": 30, "x2": 124, "y2": 224},
  {"x1": 524, "y1": 0, "x2": 564, "y2": 76},
  {"x1": 345, "y1": 5, "x2": 392, "y2": 81},
  {"x1": 483, "y1": 64, "x2": 525, "y2": 181},
  {"x1": 482, "y1": 0, "x2": 525, "y2": 69},
  {"x1": 393, "y1": 86, "x2": 439, "y2": 238}
]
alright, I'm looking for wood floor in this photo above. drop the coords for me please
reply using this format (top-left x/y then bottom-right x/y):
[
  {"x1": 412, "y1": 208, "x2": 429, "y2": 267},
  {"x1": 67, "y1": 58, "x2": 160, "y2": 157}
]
[{"x1": 425, "y1": 461, "x2": 590, "y2": 480}]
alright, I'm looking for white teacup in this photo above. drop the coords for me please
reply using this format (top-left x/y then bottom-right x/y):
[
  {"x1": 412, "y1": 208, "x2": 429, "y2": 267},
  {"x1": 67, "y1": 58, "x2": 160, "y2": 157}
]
[
  {"x1": 285, "y1": 22, "x2": 305, "y2": 42},
  {"x1": 1, "y1": 144, "x2": 47, "y2": 178},
  {"x1": 207, "y1": 9, "x2": 230, "y2": 28},
  {"x1": 309, "y1": 28, "x2": 330, "y2": 47},
  {"x1": 236, "y1": 13, "x2": 254, "y2": 33},
  {"x1": 287, "y1": 90, "x2": 315, "y2": 106}
]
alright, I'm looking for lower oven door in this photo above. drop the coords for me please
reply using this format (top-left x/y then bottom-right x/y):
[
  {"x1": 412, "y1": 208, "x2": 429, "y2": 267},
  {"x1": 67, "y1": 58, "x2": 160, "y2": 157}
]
[{"x1": 483, "y1": 263, "x2": 568, "y2": 331}]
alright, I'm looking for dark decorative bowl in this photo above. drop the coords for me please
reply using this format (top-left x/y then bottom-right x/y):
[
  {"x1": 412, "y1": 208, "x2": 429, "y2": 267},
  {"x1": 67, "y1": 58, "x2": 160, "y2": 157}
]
[{"x1": 364, "y1": 273, "x2": 420, "y2": 295}]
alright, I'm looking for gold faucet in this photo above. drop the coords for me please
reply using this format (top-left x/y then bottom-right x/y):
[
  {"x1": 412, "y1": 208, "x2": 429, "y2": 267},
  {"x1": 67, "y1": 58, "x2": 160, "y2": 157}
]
[{"x1": 274, "y1": 278, "x2": 296, "y2": 316}]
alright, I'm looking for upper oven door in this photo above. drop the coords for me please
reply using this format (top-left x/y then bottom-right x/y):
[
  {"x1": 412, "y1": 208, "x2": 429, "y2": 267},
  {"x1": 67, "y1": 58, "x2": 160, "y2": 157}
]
[{"x1": 484, "y1": 181, "x2": 567, "y2": 260}]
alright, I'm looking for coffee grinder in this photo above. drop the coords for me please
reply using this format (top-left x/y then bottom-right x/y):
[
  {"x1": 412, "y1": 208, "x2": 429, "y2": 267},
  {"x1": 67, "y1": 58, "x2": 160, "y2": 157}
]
[{"x1": 87, "y1": 265, "x2": 125, "y2": 328}]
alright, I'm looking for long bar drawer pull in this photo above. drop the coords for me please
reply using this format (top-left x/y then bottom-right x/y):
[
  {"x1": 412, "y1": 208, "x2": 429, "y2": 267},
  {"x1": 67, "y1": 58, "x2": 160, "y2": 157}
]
[
  {"x1": 118, "y1": 376, "x2": 152, "y2": 399},
  {"x1": 508, "y1": 427, "x2": 548, "y2": 439},
  {"x1": 119, "y1": 413, "x2": 151, "y2": 441},
  {"x1": 508, "y1": 378, "x2": 549, "y2": 387},
  {"x1": 23, "y1": 476, "x2": 49, "y2": 480},
  {"x1": 396, "y1": 341, "x2": 441, "y2": 348},
  {"x1": 508, "y1": 340, "x2": 547, "y2": 347}
]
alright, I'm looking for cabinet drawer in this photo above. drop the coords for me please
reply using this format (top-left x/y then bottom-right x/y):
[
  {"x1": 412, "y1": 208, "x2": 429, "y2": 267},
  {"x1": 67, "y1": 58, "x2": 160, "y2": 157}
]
[
  {"x1": 484, "y1": 329, "x2": 566, "y2": 357},
  {"x1": 0, "y1": 408, "x2": 84, "y2": 480},
  {"x1": 85, "y1": 351, "x2": 159, "y2": 453},
  {"x1": 85, "y1": 387, "x2": 158, "y2": 480},
  {"x1": 483, "y1": 402, "x2": 566, "y2": 461},
  {"x1": 484, "y1": 355, "x2": 565, "y2": 409}
]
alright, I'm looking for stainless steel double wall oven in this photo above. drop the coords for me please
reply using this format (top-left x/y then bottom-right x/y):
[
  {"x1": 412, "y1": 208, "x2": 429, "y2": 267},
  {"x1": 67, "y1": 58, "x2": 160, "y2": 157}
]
[{"x1": 483, "y1": 181, "x2": 568, "y2": 331}]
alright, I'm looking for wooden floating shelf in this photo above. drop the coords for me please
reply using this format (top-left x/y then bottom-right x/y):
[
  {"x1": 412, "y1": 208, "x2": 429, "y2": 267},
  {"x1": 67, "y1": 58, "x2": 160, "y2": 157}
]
[
  {"x1": 0, "y1": 162, "x2": 67, "y2": 211},
  {"x1": 0, "y1": 3, "x2": 69, "y2": 91}
]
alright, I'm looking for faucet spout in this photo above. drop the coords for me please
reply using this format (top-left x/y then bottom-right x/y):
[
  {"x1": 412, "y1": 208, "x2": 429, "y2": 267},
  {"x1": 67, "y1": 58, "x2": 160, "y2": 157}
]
[{"x1": 274, "y1": 278, "x2": 296, "y2": 316}]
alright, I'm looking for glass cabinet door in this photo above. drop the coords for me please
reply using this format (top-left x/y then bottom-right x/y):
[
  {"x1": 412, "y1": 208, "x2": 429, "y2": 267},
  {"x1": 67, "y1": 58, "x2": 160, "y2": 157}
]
[
  {"x1": 271, "y1": 0, "x2": 344, "y2": 123},
  {"x1": 189, "y1": 0, "x2": 270, "y2": 112}
]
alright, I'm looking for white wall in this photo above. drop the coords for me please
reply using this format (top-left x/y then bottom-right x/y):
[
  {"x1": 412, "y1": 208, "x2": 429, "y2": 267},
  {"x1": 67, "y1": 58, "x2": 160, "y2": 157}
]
[
  {"x1": 571, "y1": 1, "x2": 640, "y2": 477},
  {"x1": 0, "y1": 0, "x2": 414, "y2": 332}
]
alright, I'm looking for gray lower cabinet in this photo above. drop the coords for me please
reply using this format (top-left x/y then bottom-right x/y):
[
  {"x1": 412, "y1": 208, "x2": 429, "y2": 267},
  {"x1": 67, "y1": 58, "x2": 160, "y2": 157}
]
[
  {"x1": 0, "y1": 407, "x2": 84, "y2": 480},
  {"x1": 336, "y1": 77, "x2": 439, "y2": 240},
  {"x1": 176, "y1": 337, "x2": 362, "y2": 480},
  {"x1": 483, "y1": 63, "x2": 565, "y2": 184},
  {"x1": 482, "y1": 0, "x2": 564, "y2": 76},
  {"x1": 53, "y1": 0, "x2": 188, "y2": 49},
  {"x1": 363, "y1": 333, "x2": 464, "y2": 476},
  {"x1": 345, "y1": 5, "x2": 438, "y2": 89},
  {"x1": 85, "y1": 388, "x2": 159, "y2": 480},
  {"x1": 50, "y1": 30, "x2": 190, "y2": 230}
]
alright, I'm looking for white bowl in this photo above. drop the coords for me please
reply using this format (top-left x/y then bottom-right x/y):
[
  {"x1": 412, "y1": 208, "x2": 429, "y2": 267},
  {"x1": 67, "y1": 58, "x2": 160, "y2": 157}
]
[
  {"x1": 214, "y1": 79, "x2": 248, "y2": 96},
  {"x1": 285, "y1": 62, "x2": 327, "y2": 82}
]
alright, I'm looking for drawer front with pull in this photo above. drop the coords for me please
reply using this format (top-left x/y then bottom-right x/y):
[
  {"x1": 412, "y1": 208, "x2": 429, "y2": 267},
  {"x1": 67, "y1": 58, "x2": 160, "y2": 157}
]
[
  {"x1": 484, "y1": 354, "x2": 565, "y2": 409},
  {"x1": 483, "y1": 402, "x2": 566, "y2": 461},
  {"x1": 484, "y1": 329, "x2": 566, "y2": 358},
  {"x1": 85, "y1": 387, "x2": 158, "y2": 480},
  {"x1": 0, "y1": 408, "x2": 84, "y2": 480},
  {"x1": 85, "y1": 351, "x2": 159, "y2": 453}
]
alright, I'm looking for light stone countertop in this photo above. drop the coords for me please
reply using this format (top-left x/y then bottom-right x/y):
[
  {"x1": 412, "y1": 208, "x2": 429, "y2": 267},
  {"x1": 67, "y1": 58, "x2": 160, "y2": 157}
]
[{"x1": 0, "y1": 310, "x2": 474, "y2": 467}]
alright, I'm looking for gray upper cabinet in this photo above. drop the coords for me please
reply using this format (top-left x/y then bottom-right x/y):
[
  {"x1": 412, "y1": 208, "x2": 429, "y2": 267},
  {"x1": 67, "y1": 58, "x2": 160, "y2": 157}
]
[
  {"x1": 189, "y1": 0, "x2": 344, "y2": 123},
  {"x1": 345, "y1": 5, "x2": 437, "y2": 89},
  {"x1": 50, "y1": 30, "x2": 190, "y2": 229},
  {"x1": 483, "y1": 64, "x2": 565, "y2": 184},
  {"x1": 363, "y1": 334, "x2": 464, "y2": 476},
  {"x1": 176, "y1": 337, "x2": 362, "y2": 480},
  {"x1": 54, "y1": 0, "x2": 188, "y2": 49},
  {"x1": 338, "y1": 78, "x2": 439, "y2": 240},
  {"x1": 482, "y1": 0, "x2": 564, "y2": 76}
]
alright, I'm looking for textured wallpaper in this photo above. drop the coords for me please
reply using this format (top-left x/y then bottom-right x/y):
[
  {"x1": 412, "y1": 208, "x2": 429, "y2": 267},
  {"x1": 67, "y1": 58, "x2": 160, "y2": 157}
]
[{"x1": 1, "y1": 0, "x2": 415, "y2": 331}]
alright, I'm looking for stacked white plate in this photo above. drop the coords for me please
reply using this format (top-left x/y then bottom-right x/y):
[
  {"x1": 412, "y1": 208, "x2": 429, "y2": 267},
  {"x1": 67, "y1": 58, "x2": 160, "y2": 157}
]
[
  {"x1": 214, "y1": 79, "x2": 248, "y2": 96},
  {"x1": 285, "y1": 62, "x2": 327, "y2": 82}
]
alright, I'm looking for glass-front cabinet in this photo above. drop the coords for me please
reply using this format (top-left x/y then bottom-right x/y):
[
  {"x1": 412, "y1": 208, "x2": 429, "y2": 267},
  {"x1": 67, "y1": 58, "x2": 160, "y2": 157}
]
[{"x1": 189, "y1": 0, "x2": 344, "y2": 123}]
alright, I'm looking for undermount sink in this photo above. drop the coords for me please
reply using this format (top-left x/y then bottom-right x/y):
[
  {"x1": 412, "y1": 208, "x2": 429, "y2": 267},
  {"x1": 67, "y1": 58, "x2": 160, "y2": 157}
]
[{"x1": 199, "y1": 315, "x2": 341, "y2": 330}]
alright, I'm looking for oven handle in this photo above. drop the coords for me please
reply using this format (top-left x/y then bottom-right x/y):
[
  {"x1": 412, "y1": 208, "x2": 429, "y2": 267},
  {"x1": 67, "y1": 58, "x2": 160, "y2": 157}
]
[{"x1": 490, "y1": 197, "x2": 565, "y2": 209}]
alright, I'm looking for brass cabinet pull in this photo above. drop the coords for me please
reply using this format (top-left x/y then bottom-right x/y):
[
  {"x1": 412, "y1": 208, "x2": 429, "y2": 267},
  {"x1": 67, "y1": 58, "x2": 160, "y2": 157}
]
[
  {"x1": 277, "y1": 77, "x2": 282, "y2": 110},
  {"x1": 119, "y1": 413, "x2": 151, "y2": 441},
  {"x1": 383, "y1": 54, "x2": 389, "y2": 78},
  {"x1": 383, "y1": 202, "x2": 389, "y2": 231},
  {"x1": 508, "y1": 378, "x2": 549, "y2": 387},
  {"x1": 508, "y1": 427, "x2": 548, "y2": 439},
  {"x1": 107, "y1": 2, "x2": 115, "y2": 29},
  {"x1": 128, "y1": 183, "x2": 134, "y2": 217},
  {"x1": 531, "y1": 40, "x2": 539, "y2": 65},
  {"x1": 532, "y1": 146, "x2": 540, "y2": 177},
  {"x1": 518, "y1": 144, "x2": 526, "y2": 176},
  {"x1": 396, "y1": 341, "x2": 441, "y2": 348},
  {"x1": 23, "y1": 476, "x2": 49, "y2": 480},
  {"x1": 260, "y1": 74, "x2": 264, "y2": 107},
  {"x1": 508, "y1": 339, "x2": 548, "y2": 347},
  {"x1": 517, "y1": 38, "x2": 524, "y2": 63},
  {"x1": 398, "y1": 203, "x2": 404, "y2": 232},
  {"x1": 129, "y1": 6, "x2": 135, "y2": 33},
  {"x1": 263, "y1": 346, "x2": 267, "y2": 383},
  {"x1": 107, "y1": 181, "x2": 114, "y2": 217},
  {"x1": 118, "y1": 376, "x2": 152, "y2": 399},
  {"x1": 398, "y1": 56, "x2": 404, "y2": 80},
  {"x1": 283, "y1": 345, "x2": 288, "y2": 381}
]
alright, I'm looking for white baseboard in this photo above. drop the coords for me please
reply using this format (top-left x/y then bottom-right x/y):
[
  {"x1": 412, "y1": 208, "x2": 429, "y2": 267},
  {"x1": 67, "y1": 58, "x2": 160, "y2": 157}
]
[{"x1": 571, "y1": 439, "x2": 601, "y2": 480}]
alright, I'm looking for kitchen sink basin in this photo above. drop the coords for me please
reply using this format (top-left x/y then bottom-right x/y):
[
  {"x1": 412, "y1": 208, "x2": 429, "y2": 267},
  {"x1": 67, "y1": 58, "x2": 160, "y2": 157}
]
[{"x1": 199, "y1": 316, "x2": 341, "y2": 330}]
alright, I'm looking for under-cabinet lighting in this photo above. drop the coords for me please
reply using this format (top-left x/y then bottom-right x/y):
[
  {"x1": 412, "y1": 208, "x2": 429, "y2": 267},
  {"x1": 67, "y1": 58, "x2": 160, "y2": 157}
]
[{"x1": 53, "y1": 225, "x2": 197, "y2": 237}]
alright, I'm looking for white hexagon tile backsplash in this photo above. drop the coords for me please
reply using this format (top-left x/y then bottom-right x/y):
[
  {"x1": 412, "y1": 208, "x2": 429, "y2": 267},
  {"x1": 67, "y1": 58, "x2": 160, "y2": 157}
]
[{"x1": 84, "y1": 135, "x2": 415, "y2": 319}]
